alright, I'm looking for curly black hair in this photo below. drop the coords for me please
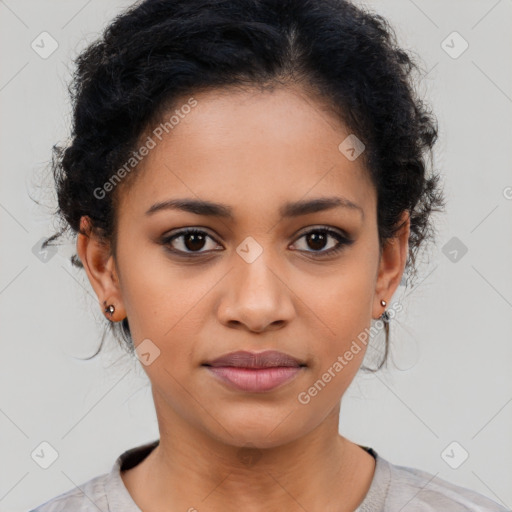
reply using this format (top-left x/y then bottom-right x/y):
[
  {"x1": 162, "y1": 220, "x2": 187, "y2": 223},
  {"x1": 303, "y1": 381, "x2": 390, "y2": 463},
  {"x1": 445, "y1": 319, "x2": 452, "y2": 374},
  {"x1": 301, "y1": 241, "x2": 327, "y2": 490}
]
[{"x1": 43, "y1": 0, "x2": 445, "y2": 370}]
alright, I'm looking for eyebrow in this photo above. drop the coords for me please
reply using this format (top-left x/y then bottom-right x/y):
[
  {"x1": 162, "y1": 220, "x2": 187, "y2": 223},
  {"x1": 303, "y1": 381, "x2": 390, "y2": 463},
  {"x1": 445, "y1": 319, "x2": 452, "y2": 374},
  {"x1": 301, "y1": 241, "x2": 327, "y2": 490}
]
[{"x1": 145, "y1": 196, "x2": 364, "y2": 220}]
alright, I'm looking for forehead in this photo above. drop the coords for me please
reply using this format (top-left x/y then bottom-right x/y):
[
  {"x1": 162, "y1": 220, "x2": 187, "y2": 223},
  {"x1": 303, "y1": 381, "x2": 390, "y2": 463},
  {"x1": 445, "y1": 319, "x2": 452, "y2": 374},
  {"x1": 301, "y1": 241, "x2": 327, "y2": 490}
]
[{"x1": 116, "y1": 85, "x2": 375, "y2": 220}]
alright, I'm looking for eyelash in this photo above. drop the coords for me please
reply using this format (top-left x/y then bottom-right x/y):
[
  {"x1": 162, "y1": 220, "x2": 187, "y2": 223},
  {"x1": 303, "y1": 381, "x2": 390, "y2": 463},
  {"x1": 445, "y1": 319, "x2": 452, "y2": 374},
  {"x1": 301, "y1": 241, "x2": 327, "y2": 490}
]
[{"x1": 161, "y1": 226, "x2": 353, "y2": 259}]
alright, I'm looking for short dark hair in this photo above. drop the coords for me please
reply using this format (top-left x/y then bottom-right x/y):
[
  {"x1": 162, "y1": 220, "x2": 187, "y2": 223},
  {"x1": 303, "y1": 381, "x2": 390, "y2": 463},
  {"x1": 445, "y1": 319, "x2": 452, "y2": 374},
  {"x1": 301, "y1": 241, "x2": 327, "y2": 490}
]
[{"x1": 43, "y1": 0, "x2": 445, "y2": 370}]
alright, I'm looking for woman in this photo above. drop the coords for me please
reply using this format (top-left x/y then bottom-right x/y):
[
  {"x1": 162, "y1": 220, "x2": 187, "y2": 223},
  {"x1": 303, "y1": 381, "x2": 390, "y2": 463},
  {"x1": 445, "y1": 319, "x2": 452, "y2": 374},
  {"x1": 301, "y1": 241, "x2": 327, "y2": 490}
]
[{"x1": 31, "y1": 0, "x2": 508, "y2": 510}]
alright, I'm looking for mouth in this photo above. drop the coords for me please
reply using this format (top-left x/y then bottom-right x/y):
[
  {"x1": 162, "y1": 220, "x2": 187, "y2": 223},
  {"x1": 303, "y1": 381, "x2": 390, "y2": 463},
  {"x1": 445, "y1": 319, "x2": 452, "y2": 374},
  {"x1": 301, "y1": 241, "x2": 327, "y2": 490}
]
[
  {"x1": 202, "y1": 350, "x2": 306, "y2": 392},
  {"x1": 202, "y1": 349, "x2": 306, "y2": 369}
]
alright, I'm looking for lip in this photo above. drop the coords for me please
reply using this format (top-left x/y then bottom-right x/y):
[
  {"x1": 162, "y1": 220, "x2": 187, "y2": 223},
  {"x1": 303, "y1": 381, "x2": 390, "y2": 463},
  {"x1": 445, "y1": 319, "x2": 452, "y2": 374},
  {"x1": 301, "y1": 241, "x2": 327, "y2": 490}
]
[
  {"x1": 202, "y1": 350, "x2": 306, "y2": 393},
  {"x1": 203, "y1": 350, "x2": 305, "y2": 368},
  {"x1": 205, "y1": 366, "x2": 304, "y2": 392}
]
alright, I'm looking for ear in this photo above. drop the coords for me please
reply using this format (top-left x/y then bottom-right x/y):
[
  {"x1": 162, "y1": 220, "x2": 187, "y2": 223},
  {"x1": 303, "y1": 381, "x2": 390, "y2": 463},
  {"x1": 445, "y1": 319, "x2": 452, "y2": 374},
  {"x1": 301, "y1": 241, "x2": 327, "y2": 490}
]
[
  {"x1": 372, "y1": 211, "x2": 410, "y2": 319},
  {"x1": 76, "y1": 216, "x2": 126, "y2": 323}
]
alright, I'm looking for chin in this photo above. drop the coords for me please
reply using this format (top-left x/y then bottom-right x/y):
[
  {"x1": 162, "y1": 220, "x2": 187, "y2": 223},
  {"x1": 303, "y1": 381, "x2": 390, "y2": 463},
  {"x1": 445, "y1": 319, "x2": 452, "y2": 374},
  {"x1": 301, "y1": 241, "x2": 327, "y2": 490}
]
[{"x1": 205, "y1": 413, "x2": 309, "y2": 450}]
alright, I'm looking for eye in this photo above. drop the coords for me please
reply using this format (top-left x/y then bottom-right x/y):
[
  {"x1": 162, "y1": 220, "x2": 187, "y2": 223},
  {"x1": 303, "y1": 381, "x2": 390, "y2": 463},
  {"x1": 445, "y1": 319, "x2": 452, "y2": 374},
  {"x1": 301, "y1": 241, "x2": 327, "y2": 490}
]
[
  {"x1": 161, "y1": 226, "x2": 353, "y2": 258},
  {"x1": 290, "y1": 227, "x2": 353, "y2": 257},
  {"x1": 161, "y1": 228, "x2": 222, "y2": 256}
]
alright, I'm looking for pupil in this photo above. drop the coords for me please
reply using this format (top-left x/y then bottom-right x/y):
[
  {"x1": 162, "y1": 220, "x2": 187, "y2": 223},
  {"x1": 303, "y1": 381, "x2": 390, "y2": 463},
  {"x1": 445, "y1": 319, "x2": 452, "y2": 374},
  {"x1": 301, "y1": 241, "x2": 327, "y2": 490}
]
[
  {"x1": 308, "y1": 232, "x2": 326, "y2": 251},
  {"x1": 185, "y1": 233, "x2": 205, "y2": 251}
]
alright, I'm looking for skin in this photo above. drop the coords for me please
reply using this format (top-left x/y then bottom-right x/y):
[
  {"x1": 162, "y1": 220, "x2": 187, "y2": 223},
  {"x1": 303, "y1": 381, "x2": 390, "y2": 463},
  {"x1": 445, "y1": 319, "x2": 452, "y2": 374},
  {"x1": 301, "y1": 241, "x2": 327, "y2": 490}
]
[{"x1": 77, "y1": 84, "x2": 409, "y2": 512}]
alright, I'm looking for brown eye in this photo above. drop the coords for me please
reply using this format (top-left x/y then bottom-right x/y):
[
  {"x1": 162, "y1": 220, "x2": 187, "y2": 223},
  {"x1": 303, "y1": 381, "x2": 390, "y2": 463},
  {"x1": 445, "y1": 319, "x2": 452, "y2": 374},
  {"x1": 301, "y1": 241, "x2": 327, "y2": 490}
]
[
  {"x1": 161, "y1": 226, "x2": 352, "y2": 259},
  {"x1": 162, "y1": 229, "x2": 221, "y2": 255},
  {"x1": 291, "y1": 227, "x2": 353, "y2": 257}
]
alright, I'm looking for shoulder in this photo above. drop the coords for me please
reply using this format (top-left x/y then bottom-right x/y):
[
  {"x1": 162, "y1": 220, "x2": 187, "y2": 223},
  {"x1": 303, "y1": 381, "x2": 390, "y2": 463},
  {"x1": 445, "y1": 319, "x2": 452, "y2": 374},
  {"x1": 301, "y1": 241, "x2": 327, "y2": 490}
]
[
  {"x1": 385, "y1": 458, "x2": 509, "y2": 511},
  {"x1": 28, "y1": 472, "x2": 109, "y2": 512},
  {"x1": 28, "y1": 439, "x2": 159, "y2": 512}
]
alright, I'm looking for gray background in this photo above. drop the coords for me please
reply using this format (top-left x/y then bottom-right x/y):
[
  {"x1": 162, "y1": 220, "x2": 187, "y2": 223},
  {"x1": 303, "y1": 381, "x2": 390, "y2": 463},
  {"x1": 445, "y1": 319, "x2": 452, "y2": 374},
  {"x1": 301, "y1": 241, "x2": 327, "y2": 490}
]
[{"x1": 1, "y1": 0, "x2": 511, "y2": 510}]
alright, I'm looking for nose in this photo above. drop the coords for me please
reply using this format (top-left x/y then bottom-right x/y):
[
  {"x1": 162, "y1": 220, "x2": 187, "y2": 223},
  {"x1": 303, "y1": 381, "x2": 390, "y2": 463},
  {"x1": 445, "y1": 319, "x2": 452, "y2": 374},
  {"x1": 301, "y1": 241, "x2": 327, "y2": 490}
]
[{"x1": 216, "y1": 250, "x2": 295, "y2": 333}]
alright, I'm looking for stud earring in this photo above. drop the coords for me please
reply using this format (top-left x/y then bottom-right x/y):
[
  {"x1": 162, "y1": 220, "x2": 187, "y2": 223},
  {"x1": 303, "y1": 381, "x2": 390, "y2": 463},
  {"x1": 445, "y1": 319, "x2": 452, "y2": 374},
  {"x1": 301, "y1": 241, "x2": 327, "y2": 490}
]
[
  {"x1": 104, "y1": 303, "x2": 115, "y2": 318},
  {"x1": 380, "y1": 299, "x2": 390, "y2": 323}
]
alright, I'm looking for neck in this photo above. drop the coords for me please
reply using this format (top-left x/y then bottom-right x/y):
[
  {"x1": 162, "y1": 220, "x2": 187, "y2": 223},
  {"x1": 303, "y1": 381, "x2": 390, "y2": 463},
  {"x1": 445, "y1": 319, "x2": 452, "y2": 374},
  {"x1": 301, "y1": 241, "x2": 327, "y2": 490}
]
[{"x1": 121, "y1": 392, "x2": 375, "y2": 512}]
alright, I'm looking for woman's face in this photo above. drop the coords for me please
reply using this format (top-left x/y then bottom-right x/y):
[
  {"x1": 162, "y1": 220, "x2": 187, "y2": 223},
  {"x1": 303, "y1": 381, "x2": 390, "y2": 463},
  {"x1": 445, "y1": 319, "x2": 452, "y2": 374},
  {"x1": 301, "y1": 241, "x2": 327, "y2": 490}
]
[{"x1": 79, "y1": 85, "x2": 408, "y2": 448}]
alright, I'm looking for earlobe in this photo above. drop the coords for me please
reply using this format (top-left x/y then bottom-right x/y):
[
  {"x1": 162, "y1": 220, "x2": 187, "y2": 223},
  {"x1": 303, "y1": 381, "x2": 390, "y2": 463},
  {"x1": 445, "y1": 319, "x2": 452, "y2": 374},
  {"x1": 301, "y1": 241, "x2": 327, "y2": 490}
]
[
  {"x1": 372, "y1": 211, "x2": 410, "y2": 319},
  {"x1": 76, "y1": 215, "x2": 126, "y2": 322}
]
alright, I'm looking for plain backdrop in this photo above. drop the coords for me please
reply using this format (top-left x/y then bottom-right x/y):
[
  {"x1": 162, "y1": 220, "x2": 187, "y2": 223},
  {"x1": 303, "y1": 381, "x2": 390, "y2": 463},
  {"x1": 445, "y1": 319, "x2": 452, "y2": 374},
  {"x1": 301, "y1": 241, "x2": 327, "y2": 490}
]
[{"x1": 1, "y1": 1, "x2": 511, "y2": 510}]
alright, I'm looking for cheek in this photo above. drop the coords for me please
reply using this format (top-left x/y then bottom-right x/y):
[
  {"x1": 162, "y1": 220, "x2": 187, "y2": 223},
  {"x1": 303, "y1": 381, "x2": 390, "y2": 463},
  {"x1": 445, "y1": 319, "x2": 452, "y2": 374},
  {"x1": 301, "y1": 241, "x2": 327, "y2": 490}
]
[
  {"x1": 115, "y1": 244, "x2": 178, "y2": 343},
  {"x1": 117, "y1": 248, "x2": 215, "y2": 368},
  {"x1": 305, "y1": 250, "x2": 377, "y2": 376},
  {"x1": 315, "y1": 259, "x2": 376, "y2": 336}
]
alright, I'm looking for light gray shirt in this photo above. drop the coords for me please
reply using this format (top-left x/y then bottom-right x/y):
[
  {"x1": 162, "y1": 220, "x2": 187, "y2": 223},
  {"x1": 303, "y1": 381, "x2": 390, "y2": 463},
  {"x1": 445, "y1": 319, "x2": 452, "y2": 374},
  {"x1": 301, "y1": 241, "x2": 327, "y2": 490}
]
[{"x1": 29, "y1": 439, "x2": 510, "y2": 511}]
